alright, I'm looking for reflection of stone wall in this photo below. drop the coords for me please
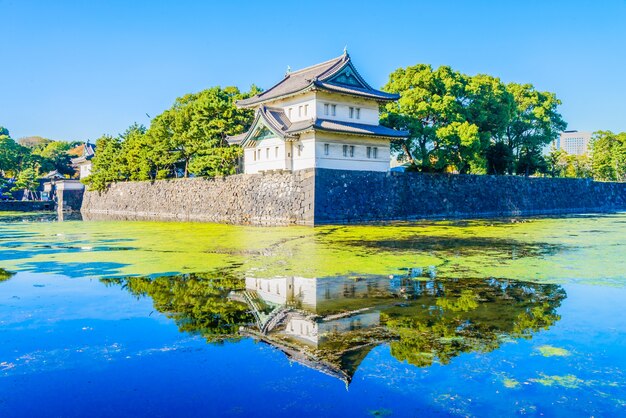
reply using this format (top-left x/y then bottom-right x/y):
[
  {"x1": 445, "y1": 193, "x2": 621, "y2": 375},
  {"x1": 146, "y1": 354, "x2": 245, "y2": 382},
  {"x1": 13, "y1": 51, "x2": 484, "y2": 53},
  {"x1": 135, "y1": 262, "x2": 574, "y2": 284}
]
[
  {"x1": 81, "y1": 168, "x2": 626, "y2": 225},
  {"x1": 0, "y1": 201, "x2": 54, "y2": 212},
  {"x1": 81, "y1": 169, "x2": 315, "y2": 226},
  {"x1": 315, "y1": 169, "x2": 626, "y2": 223}
]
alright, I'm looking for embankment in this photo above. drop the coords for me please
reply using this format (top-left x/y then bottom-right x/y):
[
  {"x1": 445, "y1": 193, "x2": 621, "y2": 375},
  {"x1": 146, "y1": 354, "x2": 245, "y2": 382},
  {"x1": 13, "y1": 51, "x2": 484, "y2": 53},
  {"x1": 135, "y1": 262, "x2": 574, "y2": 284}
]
[{"x1": 81, "y1": 168, "x2": 626, "y2": 225}]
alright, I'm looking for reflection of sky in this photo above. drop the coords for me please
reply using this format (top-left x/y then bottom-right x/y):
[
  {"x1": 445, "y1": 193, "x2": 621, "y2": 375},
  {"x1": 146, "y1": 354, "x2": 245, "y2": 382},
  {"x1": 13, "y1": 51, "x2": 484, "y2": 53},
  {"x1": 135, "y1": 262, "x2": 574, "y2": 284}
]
[{"x1": 1, "y1": 273, "x2": 625, "y2": 417}]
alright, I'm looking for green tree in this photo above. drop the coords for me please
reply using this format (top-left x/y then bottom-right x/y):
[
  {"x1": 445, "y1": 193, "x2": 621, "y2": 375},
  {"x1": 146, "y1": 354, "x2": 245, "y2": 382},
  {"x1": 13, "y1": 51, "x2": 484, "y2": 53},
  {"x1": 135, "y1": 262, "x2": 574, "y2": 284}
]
[
  {"x1": 562, "y1": 154, "x2": 592, "y2": 178},
  {"x1": 545, "y1": 145, "x2": 567, "y2": 177},
  {"x1": 486, "y1": 142, "x2": 514, "y2": 175},
  {"x1": 11, "y1": 165, "x2": 40, "y2": 199},
  {"x1": 17, "y1": 136, "x2": 53, "y2": 149},
  {"x1": 31, "y1": 141, "x2": 74, "y2": 176},
  {"x1": 83, "y1": 85, "x2": 258, "y2": 190},
  {"x1": 381, "y1": 64, "x2": 469, "y2": 172},
  {"x1": 1, "y1": 127, "x2": 22, "y2": 177},
  {"x1": 381, "y1": 66, "x2": 515, "y2": 174},
  {"x1": 591, "y1": 131, "x2": 626, "y2": 181},
  {"x1": 433, "y1": 121, "x2": 481, "y2": 173},
  {"x1": 504, "y1": 83, "x2": 567, "y2": 176},
  {"x1": 148, "y1": 86, "x2": 253, "y2": 178}
]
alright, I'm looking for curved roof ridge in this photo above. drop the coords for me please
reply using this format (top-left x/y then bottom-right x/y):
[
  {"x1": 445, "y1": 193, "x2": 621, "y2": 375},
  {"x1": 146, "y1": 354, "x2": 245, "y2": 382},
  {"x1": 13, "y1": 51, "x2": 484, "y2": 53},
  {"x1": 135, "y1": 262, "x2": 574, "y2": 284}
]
[{"x1": 288, "y1": 53, "x2": 346, "y2": 76}]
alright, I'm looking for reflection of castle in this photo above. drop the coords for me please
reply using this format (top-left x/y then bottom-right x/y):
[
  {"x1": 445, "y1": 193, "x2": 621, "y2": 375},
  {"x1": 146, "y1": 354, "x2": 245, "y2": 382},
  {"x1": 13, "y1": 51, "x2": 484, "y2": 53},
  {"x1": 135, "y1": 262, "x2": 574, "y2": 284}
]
[
  {"x1": 229, "y1": 274, "x2": 566, "y2": 385},
  {"x1": 232, "y1": 276, "x2": 403, "y2": 384}
]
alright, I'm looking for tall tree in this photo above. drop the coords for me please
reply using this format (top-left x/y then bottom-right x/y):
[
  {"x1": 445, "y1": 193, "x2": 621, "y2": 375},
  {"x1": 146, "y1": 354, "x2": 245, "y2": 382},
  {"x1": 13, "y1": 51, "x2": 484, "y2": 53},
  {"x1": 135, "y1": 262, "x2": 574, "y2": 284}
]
[
  {"x1": 0, "y1": 127, "x2": 31, "y2": 177},
  {"x1": 504, "y1": 83, "x2": 566, "y2": 176},
  {"x1": 591, "y1": 131, "x2": 626, "y2": 181},
  {"x1": 382, "y1": 65, "x2": 469, "y2": 172},
  {"x1": 11, "y1": 166, "x2": 40, "y2": 199}
]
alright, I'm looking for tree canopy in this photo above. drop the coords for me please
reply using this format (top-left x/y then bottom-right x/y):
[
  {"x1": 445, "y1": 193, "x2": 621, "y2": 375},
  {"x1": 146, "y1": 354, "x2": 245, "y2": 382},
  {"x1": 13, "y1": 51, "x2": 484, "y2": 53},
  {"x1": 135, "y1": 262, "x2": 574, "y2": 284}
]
[
  {"x1": 0, "y1": 126, "x2": 84, "y2": 198},
  {"x1": 84, "y1": 86, "x2": 259, "y2": 191},
  {"x1": 381, "y1": 65, "x2": 566, "y2": 176}
]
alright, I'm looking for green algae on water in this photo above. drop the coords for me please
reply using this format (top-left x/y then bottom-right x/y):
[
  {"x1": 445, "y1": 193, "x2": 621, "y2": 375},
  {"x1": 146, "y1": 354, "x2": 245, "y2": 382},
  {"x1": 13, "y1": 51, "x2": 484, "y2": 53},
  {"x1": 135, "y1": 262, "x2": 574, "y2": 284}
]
[
  {"x1": 0, "y1": 213, "x2": 625, "y2": 286},
  {"x1": 537, "y1": 345, "x2": 571, "y2": 357},
  {"x1": 530, "y1": 374, "x2": 585, "y2": 389}
]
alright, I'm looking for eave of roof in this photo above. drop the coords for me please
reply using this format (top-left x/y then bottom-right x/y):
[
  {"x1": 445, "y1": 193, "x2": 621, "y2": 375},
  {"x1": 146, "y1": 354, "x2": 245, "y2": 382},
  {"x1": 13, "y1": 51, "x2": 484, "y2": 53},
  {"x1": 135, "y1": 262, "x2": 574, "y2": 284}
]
[
  {"x1": 227, "y1": 106, "x2": 408, "y2": 147},
  {"x1": 313, "y1": 81, "x2": 399, "y2": 101},
  {"x1": 287, "y1": 118, "x2": 409, "y2": 139}
]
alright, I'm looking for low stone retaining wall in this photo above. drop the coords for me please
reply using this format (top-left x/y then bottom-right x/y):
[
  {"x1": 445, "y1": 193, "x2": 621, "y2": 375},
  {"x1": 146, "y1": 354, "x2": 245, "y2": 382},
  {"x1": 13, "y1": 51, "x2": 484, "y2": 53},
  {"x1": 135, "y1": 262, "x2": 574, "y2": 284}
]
[
  {"x1": 0, "y1": 201, "x2": 55, "y2": 212},
  {"x1": 314, "y1": 169, "x2": 626, "y2": 223},
  {"x1": 81, "y1": 168, "x2": 626, "y2": 226},
  {"x1": 81, "y1": 170, "x2": 315, "y2": 226}
]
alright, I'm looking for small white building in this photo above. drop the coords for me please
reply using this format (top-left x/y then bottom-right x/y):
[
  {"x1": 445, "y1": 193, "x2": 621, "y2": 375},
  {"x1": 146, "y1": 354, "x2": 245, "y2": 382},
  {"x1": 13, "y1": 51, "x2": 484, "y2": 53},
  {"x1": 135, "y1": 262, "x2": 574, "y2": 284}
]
[
  {"x1": 228, "y1": 52, "x2": 408, "y2": 174},
  {"x1": 71, "y1": 142, "x2": 96, "y2": 179}
]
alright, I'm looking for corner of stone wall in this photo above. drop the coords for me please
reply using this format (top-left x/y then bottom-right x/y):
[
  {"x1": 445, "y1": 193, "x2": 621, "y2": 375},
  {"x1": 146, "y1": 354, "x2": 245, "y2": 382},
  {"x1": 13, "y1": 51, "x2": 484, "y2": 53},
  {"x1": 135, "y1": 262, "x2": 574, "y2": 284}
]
[{"x1": 297, "y1": 168, "x2": 316, "y2": 226}]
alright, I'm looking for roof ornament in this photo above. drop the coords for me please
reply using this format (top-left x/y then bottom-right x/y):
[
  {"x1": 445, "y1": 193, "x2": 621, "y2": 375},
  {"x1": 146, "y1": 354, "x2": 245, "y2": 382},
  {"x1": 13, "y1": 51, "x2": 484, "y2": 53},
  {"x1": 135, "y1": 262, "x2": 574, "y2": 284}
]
[
  {"x1": 343, "y1": 45, "x2": 348, "y2": 55},
  {"x1": 285, "y1": 65, "x2": 291, "y2": 77}
]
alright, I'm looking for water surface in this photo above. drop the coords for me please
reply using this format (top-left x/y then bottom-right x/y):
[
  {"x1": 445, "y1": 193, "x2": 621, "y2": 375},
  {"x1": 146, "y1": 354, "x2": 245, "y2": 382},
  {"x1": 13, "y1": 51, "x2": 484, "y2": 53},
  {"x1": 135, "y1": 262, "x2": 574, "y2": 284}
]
[{"x1": 1, "y1": 213, "x2": 625, "y2": 417}]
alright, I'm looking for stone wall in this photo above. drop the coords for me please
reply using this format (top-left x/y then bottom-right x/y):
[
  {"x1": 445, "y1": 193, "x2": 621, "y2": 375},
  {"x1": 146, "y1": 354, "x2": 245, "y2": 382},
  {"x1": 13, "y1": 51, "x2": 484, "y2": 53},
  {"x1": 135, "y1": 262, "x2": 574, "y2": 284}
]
[
  {"x1": 81, "y1": 168, "x2": 626, "y2": 226},
  {"x1": 0, "y1": 201, "x2": 55, "y2": 212},
  {"x1": 314, "y1": 169, "x2": 626, "y2": 223},
  {"x1": 81, "y1": 169, "x2": 315, "y2": 226}
]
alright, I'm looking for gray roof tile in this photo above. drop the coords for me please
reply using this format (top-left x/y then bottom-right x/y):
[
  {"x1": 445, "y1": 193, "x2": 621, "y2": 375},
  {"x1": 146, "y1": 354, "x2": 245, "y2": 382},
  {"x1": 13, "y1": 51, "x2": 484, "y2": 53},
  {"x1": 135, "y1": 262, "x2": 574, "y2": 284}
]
[
  {"x1": 287, "y1": 118, "x2": 408, "y2": 138},
  {"x1": 237, "y1": 53, "x2": 398, "y2": 107}
]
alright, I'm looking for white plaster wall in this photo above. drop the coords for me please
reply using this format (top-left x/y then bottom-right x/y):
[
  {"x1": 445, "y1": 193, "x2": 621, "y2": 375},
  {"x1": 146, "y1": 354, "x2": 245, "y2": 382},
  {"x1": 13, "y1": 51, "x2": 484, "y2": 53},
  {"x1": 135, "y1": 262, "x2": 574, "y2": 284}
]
[
  {"x1": 56, "y1": 180, "x2": 85, "y2": 191},
  {"x1": 266, "y1": 92, "x2": 317, "y2": 123},
  {"x1": 243, "y1": 136, "x2": 288, "y2": 174},
  {"x1": 314, "y1": 92, "x2": 380, "y2": 125},
  {"x1": 79, "y1": 162, "x2": 92, "y2": 179},
  {"x1": 291, "y1": 133, "x2": 317, "y2": 171},
  {"x1": 314, "y1": 133, "x2": 390, "y2": 172},
  {"x1": 262, "y1": 91, "x2": 380, "y2": 126}
]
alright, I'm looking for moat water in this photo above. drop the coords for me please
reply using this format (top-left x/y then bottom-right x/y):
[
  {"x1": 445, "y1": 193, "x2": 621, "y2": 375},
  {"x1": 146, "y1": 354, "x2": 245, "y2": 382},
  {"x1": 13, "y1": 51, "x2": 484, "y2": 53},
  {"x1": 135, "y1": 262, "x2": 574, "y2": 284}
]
[{"x1": 1, "y1": 213, "x2": 625, "y2": 417}]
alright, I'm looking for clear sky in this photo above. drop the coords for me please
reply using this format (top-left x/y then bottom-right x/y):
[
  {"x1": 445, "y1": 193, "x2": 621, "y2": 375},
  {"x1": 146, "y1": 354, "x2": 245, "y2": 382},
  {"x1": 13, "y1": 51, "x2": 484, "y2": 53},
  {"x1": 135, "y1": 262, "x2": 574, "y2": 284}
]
[{"x1": 1, "y1": 0, "x2": 625, "y2": 141}]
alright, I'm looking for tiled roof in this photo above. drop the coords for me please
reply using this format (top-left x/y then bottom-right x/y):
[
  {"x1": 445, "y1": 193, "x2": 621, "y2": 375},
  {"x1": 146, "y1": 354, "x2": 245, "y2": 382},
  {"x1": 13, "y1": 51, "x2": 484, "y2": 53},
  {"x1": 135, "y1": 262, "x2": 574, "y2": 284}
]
[
  {"x1": 287, "y1": 118, "x2": 409, "y2": 139},
  {"x1": 226, "y1": 106, "x2": 299, "y2": 146},
  {"x1": 236, "y1": 53, "x2": 398, "y2": 107},
  {"x1": 227, "y1": 105, "x2": 408, "y2": 146},
  {"x1": 313, "y1": 81, "x2": 397, "y2": 101},
  {"x1": 226, "y1": 132, "x2": 247, "y2": 145}
]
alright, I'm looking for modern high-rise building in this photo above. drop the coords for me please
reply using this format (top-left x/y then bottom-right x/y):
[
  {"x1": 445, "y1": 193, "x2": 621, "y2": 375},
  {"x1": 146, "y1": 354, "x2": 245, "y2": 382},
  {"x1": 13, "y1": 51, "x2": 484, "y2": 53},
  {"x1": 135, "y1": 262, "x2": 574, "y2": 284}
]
[{"x1": 554, "y1": 130, "x2": 593, "y2": 155}]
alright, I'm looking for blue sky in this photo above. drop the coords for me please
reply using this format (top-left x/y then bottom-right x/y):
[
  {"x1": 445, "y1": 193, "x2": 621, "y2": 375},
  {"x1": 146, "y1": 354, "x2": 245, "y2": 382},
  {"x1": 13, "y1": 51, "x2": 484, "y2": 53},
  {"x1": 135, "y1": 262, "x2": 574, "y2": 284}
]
[{"x1": 1, "y1": 0, "x2": 625, "y2": 141}]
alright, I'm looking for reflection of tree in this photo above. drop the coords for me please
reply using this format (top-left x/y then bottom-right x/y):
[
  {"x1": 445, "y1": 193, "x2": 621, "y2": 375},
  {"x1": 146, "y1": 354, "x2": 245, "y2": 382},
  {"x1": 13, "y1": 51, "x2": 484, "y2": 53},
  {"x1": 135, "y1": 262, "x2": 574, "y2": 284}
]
[
  {"x1": 0, "y1": 268, "x2": 15, "y2": 282},
  {"x1": 101, "y1": 272, "x2": 252, "y2": 342},
  {"x1": 383, "y1": 278, "x2": 566, "y2": 367}
]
